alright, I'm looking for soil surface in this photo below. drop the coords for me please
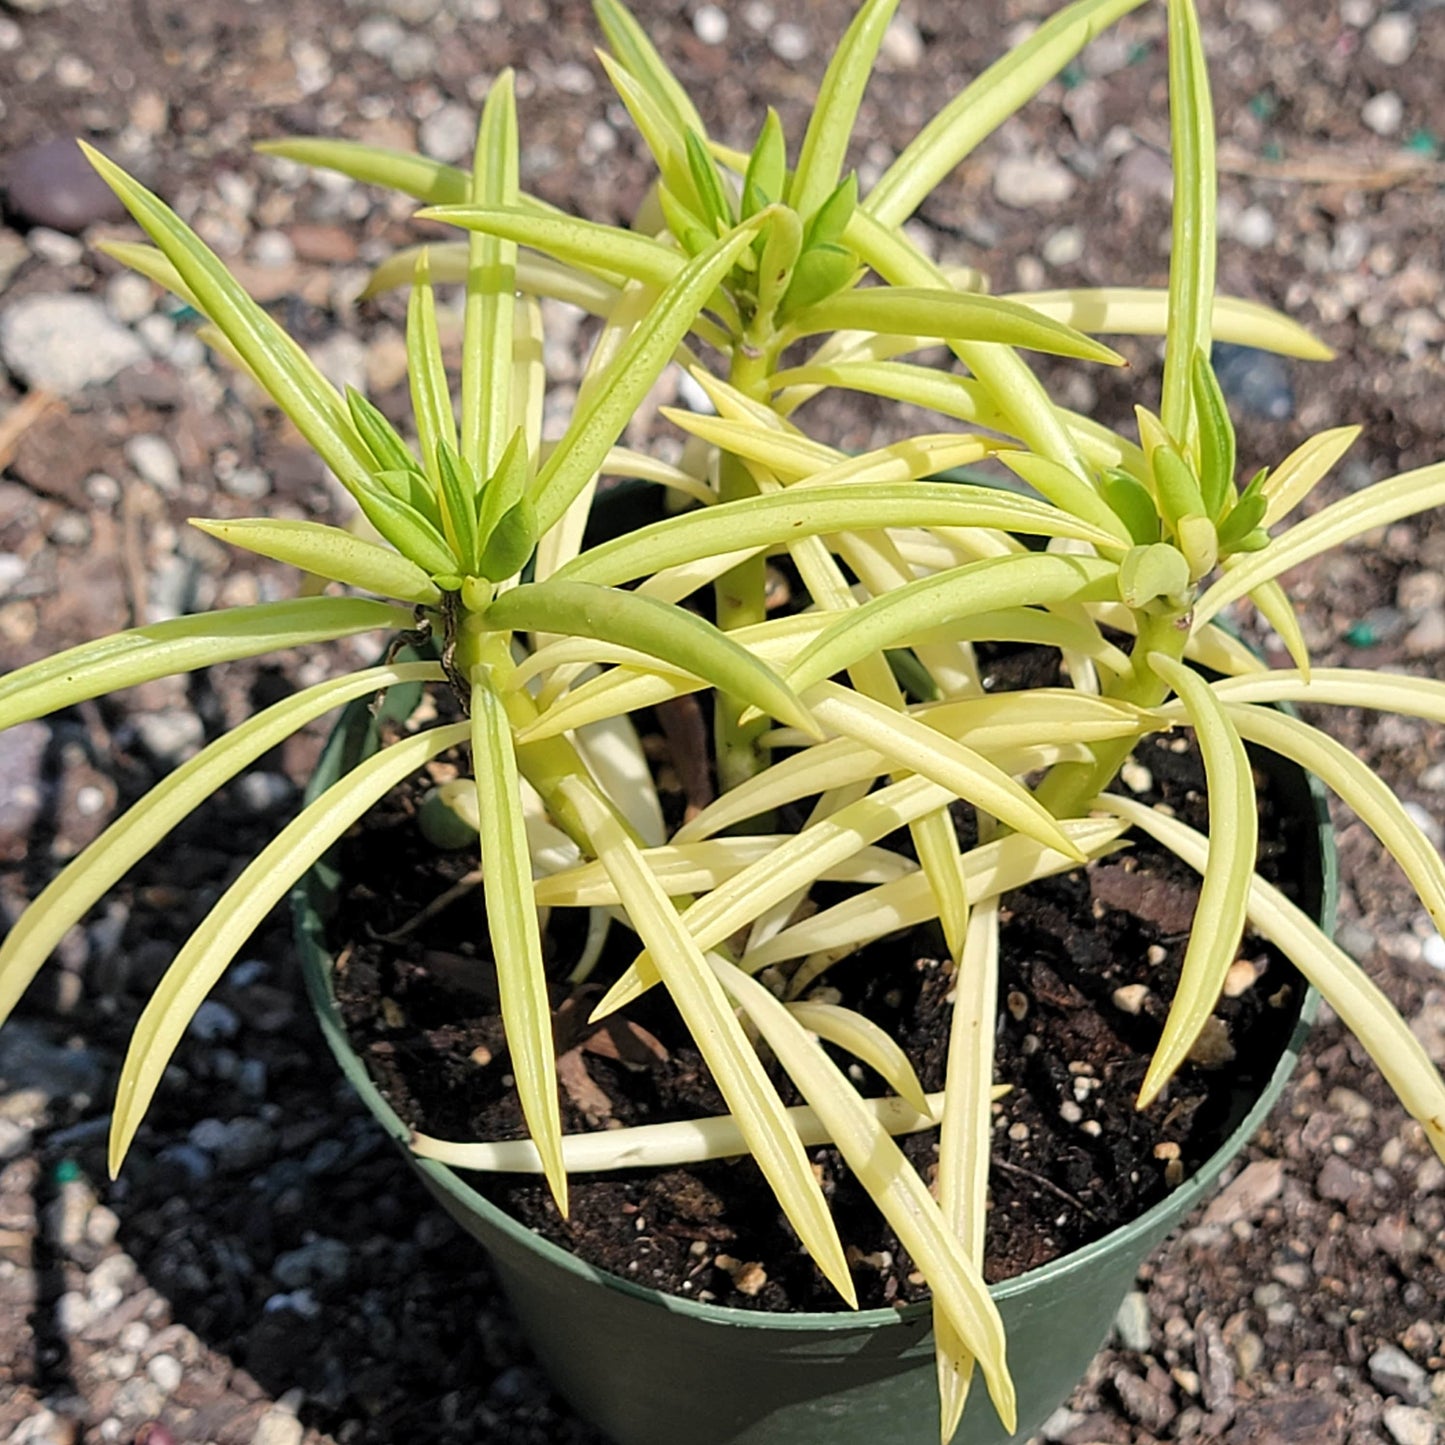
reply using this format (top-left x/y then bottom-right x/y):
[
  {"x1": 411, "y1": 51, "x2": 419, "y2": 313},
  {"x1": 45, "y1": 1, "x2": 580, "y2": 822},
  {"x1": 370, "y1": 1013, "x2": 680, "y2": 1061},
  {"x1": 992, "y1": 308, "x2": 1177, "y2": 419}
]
[{"x1": 1, "y1": 2, "x2": 1445, "y2": 1444}]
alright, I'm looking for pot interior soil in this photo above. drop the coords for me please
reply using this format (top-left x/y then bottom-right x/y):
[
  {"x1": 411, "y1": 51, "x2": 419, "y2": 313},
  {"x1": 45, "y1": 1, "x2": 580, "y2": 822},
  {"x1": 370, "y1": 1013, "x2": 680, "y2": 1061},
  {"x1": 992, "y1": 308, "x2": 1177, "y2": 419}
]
[{"x1": 326, "y1": 645, "x2": 1321, "y2": 1315}]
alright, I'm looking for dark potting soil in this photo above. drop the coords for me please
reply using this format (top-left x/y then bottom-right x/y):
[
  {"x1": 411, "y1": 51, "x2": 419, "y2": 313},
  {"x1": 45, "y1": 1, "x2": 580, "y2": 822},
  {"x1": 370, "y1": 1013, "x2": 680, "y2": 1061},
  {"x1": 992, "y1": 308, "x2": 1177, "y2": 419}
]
[{"x1": 327, "y1": 646, "x2": 1321, "y2": 1315}]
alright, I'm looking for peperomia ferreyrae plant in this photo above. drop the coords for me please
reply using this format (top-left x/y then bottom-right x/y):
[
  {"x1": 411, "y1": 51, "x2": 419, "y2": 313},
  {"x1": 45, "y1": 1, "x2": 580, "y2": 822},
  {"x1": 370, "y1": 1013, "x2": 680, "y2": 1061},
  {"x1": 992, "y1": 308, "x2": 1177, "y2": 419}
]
[{"x1": 2, "y1": 1, "x2": 1444, "y2": 1439}]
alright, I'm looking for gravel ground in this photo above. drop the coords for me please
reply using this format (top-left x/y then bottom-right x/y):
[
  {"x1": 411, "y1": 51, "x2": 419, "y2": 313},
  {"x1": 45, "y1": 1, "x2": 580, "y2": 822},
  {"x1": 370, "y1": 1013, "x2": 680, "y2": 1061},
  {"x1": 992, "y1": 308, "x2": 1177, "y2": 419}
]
[{"x1": 1, "y1": 1, "x2": 1444, "y2": 1442}]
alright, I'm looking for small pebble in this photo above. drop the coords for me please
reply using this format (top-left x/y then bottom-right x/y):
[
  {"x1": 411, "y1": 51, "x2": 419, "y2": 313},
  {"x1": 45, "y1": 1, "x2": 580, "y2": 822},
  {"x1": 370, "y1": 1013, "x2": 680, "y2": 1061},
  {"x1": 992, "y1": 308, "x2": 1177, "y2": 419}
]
[
  {"x1": 124, "y1": 434, "x2": 182, "y2": 494},
  {"x1": 250, "y1": 1408, "x2": 305, "y2": 1445},
  {"x1": 1231, "y1": 204, "x2": 1276, "y2": 250},
  {"x1": 420, "y1": 102, "x2": 476, "y2": 165},
  {"x1": 1222, "y1": 959, "x2": 1258, "y2": 997},
  {"x1": 106, "y1": 272, "x2": 155, "y2": 324},
  {"x1": 1042, "y1": 225, "x2": 1084, "y2": 267},
  {"x1": 273, "y1": 1236, "x2": 351, "y2": 1288},
  {"x1": 1363, "y1": 90, "x2": 1404, "y2": 136},
  {"x1": 1120, "y1": 760, "x2": 1153, "y2": 794},
  {"x1": 132, "y1": 710, "x2": 204, "y2": 765},
  {"x1": 693, "y1": 4, "x2": 727, "y2": 44},
  {"x1": 1383, "y1": 1404, "x2": 1438, "y2": 1445},
  {"x1": 28, "y1": 227, "x2": 85, "y2": 266},
  {"x1": 1114, "y1": 1290, "x2": 1153, "y2": 1352},
  {"x1": 993, "y1": 155, "x2": 1076, "y2": 209},
  {"x1": 146, "y1": 1353, "x2": 183, "y2": 1393},
  {"x1": 1212, "y1": 343, "x2": 1293, "y2": 421},
  {"x1": 1113, "y1": 984, "x2": 1149, "y2": 1015},
  {"x1": 1422, "y1": 933, "x2": 1445, "y2": 971},
  {"x1": 251, "y1": 230, "x2": 296, "y2": 268},
  {"x1": 188, "y1": 1000, "x2": 242, "y2": 1042},
  {"x1": 1366, "y1": 13, "x2": 1416, "y2": 67},
  {"x1": 1372, "y1": 1344, "x2": 1431, "y2": 1404},
  {"x1": 769, "y1": 22, "x2": 810, "y2": 61},
  {"x1": 880, "y1": 14, "x2": 923, "y2": 68}
]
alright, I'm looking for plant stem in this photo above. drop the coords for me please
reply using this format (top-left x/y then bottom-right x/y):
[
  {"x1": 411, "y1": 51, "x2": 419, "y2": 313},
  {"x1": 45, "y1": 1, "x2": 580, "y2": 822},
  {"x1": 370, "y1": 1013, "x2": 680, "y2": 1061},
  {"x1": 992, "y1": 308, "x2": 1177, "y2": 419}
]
[
  {"x1": 713, "y1": 341, "x2": 774, "y2": 795},
  {"x1": 1035, "y1": 604, "x2": 1193, "y2": 820},
  {"x1": 456, "y1": 610, "x2": 597, "y2": 849}
]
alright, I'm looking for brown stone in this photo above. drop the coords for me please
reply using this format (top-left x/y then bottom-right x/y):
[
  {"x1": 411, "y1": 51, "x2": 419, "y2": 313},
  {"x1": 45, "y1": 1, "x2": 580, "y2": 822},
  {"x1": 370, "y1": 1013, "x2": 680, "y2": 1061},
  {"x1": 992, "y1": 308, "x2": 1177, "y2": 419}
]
[{"x1": 1227, "y1": 1395, "x2": 1347, "y2": 1443}]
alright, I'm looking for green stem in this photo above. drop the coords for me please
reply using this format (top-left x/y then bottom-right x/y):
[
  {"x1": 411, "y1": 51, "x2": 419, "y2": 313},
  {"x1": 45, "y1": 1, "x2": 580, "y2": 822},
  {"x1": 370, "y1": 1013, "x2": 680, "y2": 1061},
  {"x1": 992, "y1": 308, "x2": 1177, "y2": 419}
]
[
  {"x1": 1035, "y1": 604, "x2": 1193, "y2": 820},
  {"x1": 713, "y1": 341, "x2": 774, "y2": 796},
  {"x1": 456, "y1": 612, "x2": 599, "y2": 850}
]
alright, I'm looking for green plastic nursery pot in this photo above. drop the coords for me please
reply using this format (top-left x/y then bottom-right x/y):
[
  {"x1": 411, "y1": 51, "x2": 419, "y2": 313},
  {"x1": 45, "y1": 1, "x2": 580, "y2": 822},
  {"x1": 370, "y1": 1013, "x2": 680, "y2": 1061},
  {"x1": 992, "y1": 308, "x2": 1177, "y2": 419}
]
[{"x1": 293, "y1": 680, "x2": 1334, "y2": 1445}]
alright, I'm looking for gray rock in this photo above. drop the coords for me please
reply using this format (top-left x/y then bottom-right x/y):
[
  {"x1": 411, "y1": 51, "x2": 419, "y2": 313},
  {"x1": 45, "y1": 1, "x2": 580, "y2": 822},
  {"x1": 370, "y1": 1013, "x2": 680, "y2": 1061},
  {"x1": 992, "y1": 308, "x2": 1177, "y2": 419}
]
[
  {"x1": 42, "y1": 1178, "x2": 96, "y2": 1251},
  {"x1": 1371, "y1": 1344, "x2": 1431, "y2": 1404},
  {"x1": 234, "y1": 771, "x2": 294, "y2": 815},
  {"x1": 1383, "y1": 1404, "x2": 1438, "y2": 1445},
  {"x1": 387, "y1": 31, "x2": 438, "y2": 79},
  {"x1": 1318, "y1": 1154, "x2": 1371, "y2": 1203},
  {"x1": 1114, "y1": 1290, "x2": 1153, "y2": 1352},
  {"x1": 1367, "y1": 13, "x2": 1417, "y2": 64},
  {"x1": 1231, "y1": 205, "x2": 1277, "y2": 250},
  {"x1": 219, "y1": 465, "x2": 272, "y2": 500},
  {"x1": 769, "y1": 22, "x2": 811, "y2": 60},
  {"x1": 0, "y1": 552, "x2": 26, "y2": 597},
  {"x1": 0, "y1": 1019, "x2": 104, "y2": 1097},
  {"x1": 157, "y1": 1142, "x2": 215, "y2": 1183},
  {"x1": 238, "y1": 1059, "x2": 268, "y2": 1098},
  {"x1": 420, "y1": 102, "x2": 476, "y2": 164},
  {"x1": 1404, "y1": 606, "x2": 1445, "y2": 658},
  {"x1": 211, "y1": 1116, "x2": 276, "y2": 1172},
  {"x1": 0, "y1": 294, "x2": 146, "y2": 396},
  {"x1": 56, "y1": 1289, "x2": 93, "y2": 1336},
  {"x1": 4, "y1": 137, "x2": 127, "y2": 233},
  {"x1": 188, "y1": 1000, "x2": 241, "y2": 1042},
  {"x1": 384, "y1": 0, "x2": 443, "y2": 20},
  {"x1": 0, "y1": 719, "x2": 48, "y2": 857},
  {"x1": 1196, "y1": 1316, "x2": 1236, "y2": 1413},
  {"x1": 303, "y1": 1138, "x2": 347, "y2": 1175},
  {"x1": 0, "y1": 1117, "x2": 34, "y2": 1161},
  {"x1": 264, "y1": 1288, "x2": 321, "y2": 1317},
  {"x1": 880, "y1": 13, "x2": 923, "y2": 67},
  {"x1": 1202, "y1": 1158, "x2": 1284, "y2": 1224},
  {"x1": 1213, "y1": 343, "x2": 1294, "y2": 421},
  {"x1": 132, "y1": 709, "x2": 204, "y2": 766},
  {"x1": 28, "y1": 227, "x2": 85, "y2": 266},
  {"x1": 993, "y1": 155, "x2": 1076, "y2": 209},
  {"x1": 106, "y1": 271, "x2": 155, "y2": 324},
  {"x1": 272, "y1": 1236, "x2": 351, "y2": 1289},
  {"x1": 124, "y1": 433, "x2": 181, "y2": 494}
]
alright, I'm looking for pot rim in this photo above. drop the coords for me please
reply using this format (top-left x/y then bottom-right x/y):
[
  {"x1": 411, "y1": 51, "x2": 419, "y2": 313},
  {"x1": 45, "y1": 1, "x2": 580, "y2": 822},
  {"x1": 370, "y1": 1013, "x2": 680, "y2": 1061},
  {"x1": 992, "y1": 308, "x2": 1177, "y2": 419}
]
[{"x1": 294, "y1": 685, "x2": 1335, "y2": 1338}]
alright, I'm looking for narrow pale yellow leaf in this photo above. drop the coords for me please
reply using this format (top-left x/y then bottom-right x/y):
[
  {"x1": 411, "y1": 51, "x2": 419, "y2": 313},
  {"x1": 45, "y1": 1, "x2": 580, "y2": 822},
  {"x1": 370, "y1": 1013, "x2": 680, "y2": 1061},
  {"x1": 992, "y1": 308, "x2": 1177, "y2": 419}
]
[
  {"x1": 1099, "y1": 794, "x2": 1445, "y2": 1164},
  {"x1": 0, "y1": 663, "x2": 443, "y2": 1030},
  {"x1": 558, "y1": 778, "x2": 856, "y2": 1305},
  {"x1": 785, "y1": 1000, "x2": 932, "y2": 1116},
  {"x1": 711, "y1": 956, "x2": 1016, "y2": 1433},
  {"x1": 412, "y1": 1088, "x2": 973, "y2": 1173},
  {"x1": 1136, "y1": 655, "x2": 1255, "y2": 1108},
  {"x1": 109, "y1": 722, "x2": 469, "y2": 1176}
]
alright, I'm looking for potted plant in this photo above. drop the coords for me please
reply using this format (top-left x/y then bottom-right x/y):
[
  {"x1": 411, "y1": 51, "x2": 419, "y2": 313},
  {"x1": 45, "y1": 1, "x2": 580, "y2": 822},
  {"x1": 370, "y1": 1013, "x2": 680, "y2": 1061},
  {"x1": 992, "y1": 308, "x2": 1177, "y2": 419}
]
[{"x1": 1, "y1": 1, "x2": 1443, "y2": 1442}]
